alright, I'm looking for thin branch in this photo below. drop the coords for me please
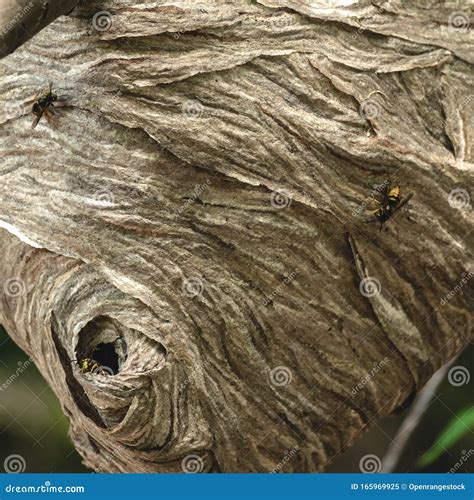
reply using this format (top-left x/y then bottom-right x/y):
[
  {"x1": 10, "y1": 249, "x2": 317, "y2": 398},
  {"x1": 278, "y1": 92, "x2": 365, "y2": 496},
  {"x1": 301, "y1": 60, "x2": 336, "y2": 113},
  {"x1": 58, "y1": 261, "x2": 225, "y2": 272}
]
[
  {"x1": 381, "y1": 354, "x2": 460, "y2": 472},
  {"x1": 0, "y1": 0, "x2": 79, "y2": 58}
]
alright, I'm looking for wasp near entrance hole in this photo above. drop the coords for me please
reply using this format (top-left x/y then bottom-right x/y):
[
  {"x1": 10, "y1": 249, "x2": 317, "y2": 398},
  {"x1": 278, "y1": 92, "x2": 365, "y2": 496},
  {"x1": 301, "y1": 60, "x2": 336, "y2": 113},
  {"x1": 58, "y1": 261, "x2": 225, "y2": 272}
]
[{"x1": 76, "y1": 357, "x2": 101, "y2": 374}]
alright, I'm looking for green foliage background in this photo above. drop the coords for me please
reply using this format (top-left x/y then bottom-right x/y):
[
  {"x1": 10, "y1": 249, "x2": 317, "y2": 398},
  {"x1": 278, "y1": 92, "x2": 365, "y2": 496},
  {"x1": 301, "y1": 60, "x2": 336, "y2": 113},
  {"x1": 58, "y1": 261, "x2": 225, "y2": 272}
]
[{"x1": 0, "y1": 325, "x2": 472, "y2": 473}]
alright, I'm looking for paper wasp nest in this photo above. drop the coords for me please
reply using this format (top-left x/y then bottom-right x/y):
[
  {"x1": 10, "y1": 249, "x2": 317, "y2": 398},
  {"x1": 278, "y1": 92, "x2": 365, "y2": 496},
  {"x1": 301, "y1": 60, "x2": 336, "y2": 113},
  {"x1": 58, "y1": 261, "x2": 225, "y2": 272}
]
[{"x1": 0, "y1": 0, "x2": 472, "y2": 472}]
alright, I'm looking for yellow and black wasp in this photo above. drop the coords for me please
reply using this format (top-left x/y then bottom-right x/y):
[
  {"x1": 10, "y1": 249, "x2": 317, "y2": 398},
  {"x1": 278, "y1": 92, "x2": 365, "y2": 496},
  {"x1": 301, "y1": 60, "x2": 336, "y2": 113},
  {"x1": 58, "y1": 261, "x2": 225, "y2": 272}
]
[
  {"x1": 28, "y1": 82, "x2": 67, "y2": 129},
  {"x1": 71, "y1": 338, "x2": 122, "y2": 375},
  {"x1": 70, "y1": 356, "x2": 101, "y2": 374},
  {"x1": 366, "y1": 181, "x2": 413, "y2": 231}
]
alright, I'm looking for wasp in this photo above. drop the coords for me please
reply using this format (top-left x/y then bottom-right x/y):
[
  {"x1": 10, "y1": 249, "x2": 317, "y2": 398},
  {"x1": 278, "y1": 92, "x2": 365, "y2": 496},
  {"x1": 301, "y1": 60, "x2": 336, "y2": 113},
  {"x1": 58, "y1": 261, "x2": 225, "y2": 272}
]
[
  {"x1": 70, "y1": 357, "x2": 101, "y2": 373},
  {"x1": 29, "y1": 82, "x2": 67, "y2": 129},
  {"x1": 71, "y1": 337, "x2": 122, "y2": 375},
  {"x1": 78, "y1": 357, "x2": 101, "y2": 373},
  {"x1": 366, "y1": 181, "x2": 413, "y2": 230}
]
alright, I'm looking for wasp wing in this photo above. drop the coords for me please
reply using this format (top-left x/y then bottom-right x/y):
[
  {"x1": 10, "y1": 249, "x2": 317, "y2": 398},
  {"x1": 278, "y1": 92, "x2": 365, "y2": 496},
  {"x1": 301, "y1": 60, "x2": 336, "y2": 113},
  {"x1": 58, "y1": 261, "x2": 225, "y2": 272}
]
[{"x1": 31, "y1": 111, "x2": 43, "y2": 129}]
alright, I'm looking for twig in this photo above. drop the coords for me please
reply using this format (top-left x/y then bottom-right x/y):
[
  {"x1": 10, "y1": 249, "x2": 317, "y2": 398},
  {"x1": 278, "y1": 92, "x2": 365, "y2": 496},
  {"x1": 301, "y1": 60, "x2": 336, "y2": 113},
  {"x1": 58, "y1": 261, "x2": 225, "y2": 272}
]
[
  {"x1": 381, "y1": 354, "x2": 459, "y2": 472},
  {"x1": 0, "y1": 0, "x2": 79, "y2": 58}
]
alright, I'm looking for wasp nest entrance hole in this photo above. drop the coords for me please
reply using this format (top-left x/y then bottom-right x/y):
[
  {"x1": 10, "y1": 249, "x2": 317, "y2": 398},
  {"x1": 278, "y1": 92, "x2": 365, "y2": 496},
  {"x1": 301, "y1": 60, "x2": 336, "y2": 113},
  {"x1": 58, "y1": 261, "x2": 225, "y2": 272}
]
[{"x1": 75, "y1": 316, "x2": 128, "y2": 376}]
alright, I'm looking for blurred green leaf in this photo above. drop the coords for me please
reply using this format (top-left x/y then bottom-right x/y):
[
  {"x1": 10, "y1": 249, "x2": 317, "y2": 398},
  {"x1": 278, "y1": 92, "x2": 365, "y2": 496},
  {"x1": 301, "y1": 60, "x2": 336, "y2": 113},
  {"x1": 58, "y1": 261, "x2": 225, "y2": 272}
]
[{"x1": 417, "y1": 406, "x2": 474, "y2": 468}]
